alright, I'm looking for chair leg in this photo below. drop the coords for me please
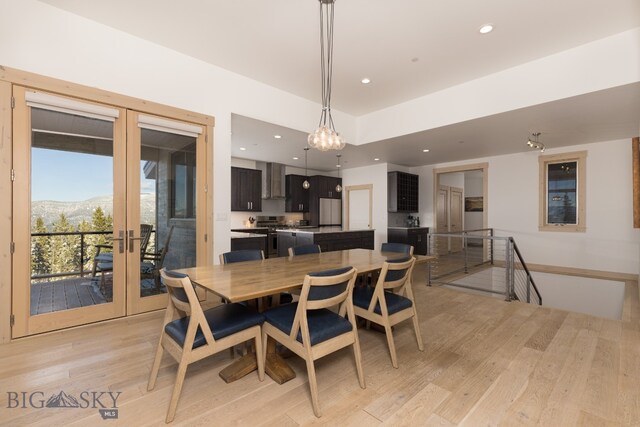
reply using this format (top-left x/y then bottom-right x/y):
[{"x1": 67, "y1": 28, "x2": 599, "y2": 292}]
[
  {"x1": 255, "y1": 329, "x2": 265, "y2": 382},
  {"x1": 305, "y1": 357, "x2": 322, "y2": 417},
  {"x1": 261, "y1": 329, "x2": 268, "y2": 376},
  {"x1": 352, "y1": 333, "x2": 366, "y2": 389},
  {"x1": 166, "y1": 359, "x2": 189, "y2": 423},
  {"x1": 412, "y1": 311, "x2": 424, "y2": 351},
  {"x1": 147, "y1": 340, "x2": 164, "y2": 391},
  {"x1": 384, "y1": 324, "x2": 399, "y2": 369}
]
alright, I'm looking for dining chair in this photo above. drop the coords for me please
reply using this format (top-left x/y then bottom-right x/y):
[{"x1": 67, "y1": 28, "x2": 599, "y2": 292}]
[
  {"x1": 288, "y1": 244, "x2": 321, "y2": 256},
  {"x1": 261, "y1": 266, "x2": 365, "y2": 417},
  {"x1": 381, "y1": 242, "x2": 414, "y2": 255},
  {"x1": 148, "y1": 269, "x2": 265, "y2": 423},
  {"x1": 219, "y1": 249, "x2": 264, "y2": 264},
  {"x1": 352, "y1": 256, "x2": 423, "y2": 368},
  {"x1": 140, "y1": 226, "x2": 174, "y2": 292}
]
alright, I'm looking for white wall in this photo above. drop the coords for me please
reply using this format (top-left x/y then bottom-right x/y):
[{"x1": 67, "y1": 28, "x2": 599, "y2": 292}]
[
  {"x1": 414, "y1": 138, "x2": 640, "y2": 275},
  {"x1": 341, "y1": 163, "x2": 388, "y2": 250}
]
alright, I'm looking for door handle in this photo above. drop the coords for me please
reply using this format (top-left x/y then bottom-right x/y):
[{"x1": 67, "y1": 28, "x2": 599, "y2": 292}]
[
  {"x1": 128, "y1": 229, "x2": 146, "y2": 253},
  {"x1": 111, "y1": 230, "x2": 126, "y2": 254}
]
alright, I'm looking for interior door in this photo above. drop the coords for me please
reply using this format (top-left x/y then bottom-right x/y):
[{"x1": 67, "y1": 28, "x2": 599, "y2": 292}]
[
  {"x1": 436, "y1": 185, "x2": 449, "y2": 255},
  {"x1": 11, "y1": 87, "x2": 127, "y2": 337},
  {"x1": 449, "y1": 187, "x2": 464, "y2": 252},
  {"x1": 347, "y1": 187, "x2": 371, "y2": 230},
  {"x1": 126, "y1": 111, "x2": 207, "y2": 314}
]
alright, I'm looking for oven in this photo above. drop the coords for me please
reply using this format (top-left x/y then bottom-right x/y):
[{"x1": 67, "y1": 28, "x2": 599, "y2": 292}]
[
  {"x1": 256, "y1": 216, "x2": 284, "y2": 258},
  {"x1": 267, "y1": 231, "x2": 278, "y2": 258}
]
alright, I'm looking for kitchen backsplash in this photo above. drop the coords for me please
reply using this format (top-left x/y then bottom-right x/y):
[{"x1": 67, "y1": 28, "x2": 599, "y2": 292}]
[{"x1": 229, "y1": 199, "x2": 304, "y2": 228}]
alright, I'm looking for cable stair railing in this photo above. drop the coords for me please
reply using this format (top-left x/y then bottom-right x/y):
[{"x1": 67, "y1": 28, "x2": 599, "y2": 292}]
[{"x1": 426, "y1": 229, "x2": 542, "y2": 305}]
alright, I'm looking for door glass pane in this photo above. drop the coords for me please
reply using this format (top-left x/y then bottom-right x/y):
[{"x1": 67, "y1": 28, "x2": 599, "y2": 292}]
[
  {"x1": 139, "y1": 128, "x2": 197, "y2": 298},
  {"x1": 547, "y1": 161, "x2": 577, "y2": 224},
  {"x1": 30, "y1": 108, "x2": 114, "y2": 314}
]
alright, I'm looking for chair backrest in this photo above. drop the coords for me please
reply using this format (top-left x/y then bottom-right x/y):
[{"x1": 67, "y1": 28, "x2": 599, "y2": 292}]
[
  {"x1": 381, "y1": 242, "x2": 414, "y2": 256},
  {"x1": 139, "y1": 224, "x2": 154, "y2": 257},
  {"x1": 155, "y1": 226, "x2": 175, "y2": 268},
  {"x1": 287, "y1": 266, "x2": 357, "y2": 345},
  {"x1": 378, "y1": 256, "x2": 416, "y2": 291},
  {"x1": 288, "y1": 244, "x2": 321, "y2": 257},
  {"x1": 160, "y1": 268, "x2": 215, "y2": 344},
  {"x1": 219, "y1": 249, "x2": 265, "y2": 264}
]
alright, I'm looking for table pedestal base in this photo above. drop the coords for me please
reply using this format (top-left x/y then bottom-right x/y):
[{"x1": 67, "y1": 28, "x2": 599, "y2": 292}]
[{"x1": 219, "y1": 351, "x2": 296, "y2": 384}]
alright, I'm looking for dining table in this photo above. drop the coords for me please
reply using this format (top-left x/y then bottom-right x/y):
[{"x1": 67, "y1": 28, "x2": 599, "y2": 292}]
[{"x1": 177, "y1": 248, "x2": 435, "y2": 384}]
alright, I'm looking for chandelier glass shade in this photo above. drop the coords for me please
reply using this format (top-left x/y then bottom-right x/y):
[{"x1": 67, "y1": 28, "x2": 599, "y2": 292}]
[{"x1": 308, "y1": 0, "x2": 346, "y2": 151}]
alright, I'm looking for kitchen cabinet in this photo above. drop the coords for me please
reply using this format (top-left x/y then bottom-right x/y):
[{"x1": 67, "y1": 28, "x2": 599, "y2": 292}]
[
  {"x1": 308, "y1": 175, "x2": 342, "y2": 226},
  {"x1": 231, "y1": 167, "x2": 262, "y2": 212},
  {"x1": 230, "y1": 234, "x2": 268, "y2": 255},
  {"x1": 387, "y1": 227, "x2": 429, "y2": 255},
  {"x1": 285, "y1": 174, "x2": 309, "y2": 212},
  {"x1": 277, "y1": 229, "x2": 374, "y2": 256},
  {"x1": 388, "y1": 171, "x2": 419, "y2": 213}
]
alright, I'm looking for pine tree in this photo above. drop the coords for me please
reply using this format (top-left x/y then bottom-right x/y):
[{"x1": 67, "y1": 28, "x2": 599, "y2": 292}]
[
  {"x1": 50, "y1": 213, "x2": 77, "y2": 275},
  {"x1": 31, "y1": 216, "x2": 50, "y2": 279}
]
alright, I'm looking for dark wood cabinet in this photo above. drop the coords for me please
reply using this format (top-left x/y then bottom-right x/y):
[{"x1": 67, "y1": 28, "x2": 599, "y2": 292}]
[
  {"x1": 230, "y1": 235, "x2": 267, "y2": 254},
  {"x1": 388, "y1": 171, "x2": 419, "y2": 212},
  {"x1": 285, "y1": 174, "x2": 309, "y2": 212},
  {"x1": 278, "y1": 230, "x2": 374, "y2": 256},
  {"x1": 387, "y1": 227, "x2": 429, "y2": 255},
  {"x1": 308, "y1": 175, "x2": 342, "y2": 226},
  {"x1": 231, "y1": 167, "x2": 262, "y2": 212}
]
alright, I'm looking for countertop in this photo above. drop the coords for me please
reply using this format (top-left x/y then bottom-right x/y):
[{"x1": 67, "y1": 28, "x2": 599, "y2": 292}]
[
  {"x1": 230, "y1": 232, "x2": 268, "y2": 239},
  {"x1": 231, "y1": 227, "x2": 269, "y2": 232},
  {"x1": 276, "y1": 227, "x2": 374, "y2": 234},
  {"x1": 388, "y1": 226, "x2": 429, "y2": 230}
]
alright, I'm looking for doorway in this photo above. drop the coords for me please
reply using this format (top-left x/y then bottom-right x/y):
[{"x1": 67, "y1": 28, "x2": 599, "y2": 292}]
[
  {"x1": 433, "y1": 163, "x2": 488, "y2": 256},
  {"x1": 11, "y1": 87, "x2": 209, "y2": 337}
]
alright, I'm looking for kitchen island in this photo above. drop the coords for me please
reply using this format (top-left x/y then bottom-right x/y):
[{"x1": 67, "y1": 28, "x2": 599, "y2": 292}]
[
  {"x1": 276, "y1": 228, "x2": 374, "y2": 257},
  {"x1": 230, "y1": 231, "x2": 268, "y2": 256}
]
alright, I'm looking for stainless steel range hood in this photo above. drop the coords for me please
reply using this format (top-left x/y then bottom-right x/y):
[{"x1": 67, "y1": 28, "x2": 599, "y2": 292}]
[{"x1": 257, "y1": 162, "x2": 285, "y2": 199}]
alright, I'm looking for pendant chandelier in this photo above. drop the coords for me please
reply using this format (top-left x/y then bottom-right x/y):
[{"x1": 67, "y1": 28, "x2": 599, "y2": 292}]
[
  {"x1": 335, "y1": 154, "x2": 342, "y2": 193},
  {"x1": 308, "y1": 0, "x2": 346, "y2": 151},
  {"x1": 303, "y1": 147, "x2": 311, "y2": 189}
]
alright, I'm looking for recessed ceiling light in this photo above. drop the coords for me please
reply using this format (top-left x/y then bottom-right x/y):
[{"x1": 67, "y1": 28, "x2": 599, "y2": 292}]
[
  {"x1": 274, "y1": 135, "x2": 282, "y2": 139},
  {"x1": 239, "y1": 147, "x2": 246, "y2": 151},
  {"x1": 422, "y1": 149, "x2": 430, "y2": 153},
  {"x1": 374, "y1": 158, "x2": 380, "y2": 161},
  {"x1": 479, "y1": 24, "x2": 494, "y2": 34},
  {"x1": 292, "y1": 157, "x2": 299, "y2": 160},
  {"x1": 336, "y1": 164, "x2": 341, "y2": 168},
  {"x1": 361, "y1": 77, "x2": 371, "y2": 84}
]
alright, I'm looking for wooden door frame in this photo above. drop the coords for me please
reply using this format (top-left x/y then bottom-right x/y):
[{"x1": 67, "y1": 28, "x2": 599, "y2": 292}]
[
  {"x1": 0, "y1": 66, "x2": 214, "y2": 342},
  {"x1": 433, "y1": 163, "x2": 489, "y2": 233},
  {"x1": 344, "y1": 184, "x2": 373, "y2": 230}
]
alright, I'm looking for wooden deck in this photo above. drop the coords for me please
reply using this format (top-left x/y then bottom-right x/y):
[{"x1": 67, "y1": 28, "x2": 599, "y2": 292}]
[
  {"x1": 3, "y1": 263, "x2": 639, "y2": 426},
  {"x1": 30, "y1": 277, "x2": 107, "y2": 315}
]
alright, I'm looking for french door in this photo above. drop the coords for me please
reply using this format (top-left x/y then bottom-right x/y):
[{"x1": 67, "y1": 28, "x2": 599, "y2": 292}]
[{"x1": 11, "y1": 87, "x2": 208, "y2": 337}]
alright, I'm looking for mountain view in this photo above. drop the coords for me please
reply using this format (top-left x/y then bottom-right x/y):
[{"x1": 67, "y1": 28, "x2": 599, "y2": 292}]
[{"x1": 32, "y1": 193, "x2": 156, "y2": 228}]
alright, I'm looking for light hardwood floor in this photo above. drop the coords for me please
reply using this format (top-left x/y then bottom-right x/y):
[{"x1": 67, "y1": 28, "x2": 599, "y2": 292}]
[{"x1": 1, "y1": 264, "x2": 639, "y2": 426}]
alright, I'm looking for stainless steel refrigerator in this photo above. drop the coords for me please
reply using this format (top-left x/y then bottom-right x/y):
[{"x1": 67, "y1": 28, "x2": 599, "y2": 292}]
[{"x1": 319, "y1": 198, "x2": 342, "y2": 226}]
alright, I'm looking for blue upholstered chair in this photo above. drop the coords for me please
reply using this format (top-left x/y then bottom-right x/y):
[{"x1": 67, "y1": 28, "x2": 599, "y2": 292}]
[
  {"x1": 352, "y1": 256, "x2": 423, "y2": 368},
  {"x1": 288, "y1": 244, "x2": 321, "y2": 256},
  {"x1": 381, "y1": 242, "x2": 414, "y2": 255},
  {"x1": 219, "y1": 249, "x2": 264, "y2": 264},
  {"x1": 261, "y1": 266, "x2": 365, "y2": 417},
  {"x1": 148, "y1": 269, "x2": 265, "y2": 423}
]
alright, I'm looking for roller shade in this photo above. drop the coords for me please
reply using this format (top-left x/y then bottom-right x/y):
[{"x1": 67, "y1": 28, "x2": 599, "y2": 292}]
[
  {"x1": 137, "y1": 114, "x2": 202, "y2": 138},
  {"x1": 25, "y1": 91, "x2": 120, "y2": 122}
]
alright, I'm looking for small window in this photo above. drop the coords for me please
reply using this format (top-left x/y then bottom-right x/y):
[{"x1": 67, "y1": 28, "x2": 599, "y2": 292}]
[{"x1": 539, "y1": 151, "x2": 586, "y2": 232}]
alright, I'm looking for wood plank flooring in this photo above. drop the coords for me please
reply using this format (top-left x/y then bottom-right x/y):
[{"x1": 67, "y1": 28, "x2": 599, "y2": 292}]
[{"x1": 1, "y1": 264, "x2": 639, "y2": 426}]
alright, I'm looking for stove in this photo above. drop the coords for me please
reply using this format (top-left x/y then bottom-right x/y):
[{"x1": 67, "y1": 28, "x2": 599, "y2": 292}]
[{"x1": 255, "y1": 216, "x2": 286, "y2": 257}]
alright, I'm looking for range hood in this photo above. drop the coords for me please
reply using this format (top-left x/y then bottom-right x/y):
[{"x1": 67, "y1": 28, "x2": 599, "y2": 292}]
[{"x1": 257, "y1": 162, "x2": 285, "y2": 199}]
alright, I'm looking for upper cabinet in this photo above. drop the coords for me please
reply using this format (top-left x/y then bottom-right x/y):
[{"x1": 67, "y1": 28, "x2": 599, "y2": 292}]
[
  {"x1": 311, "y1": 175, "x2": 342, "y2": 199},
  {"x1": 285, "y1": 174, "x2": 309, "y2": 212},
  {"x1": 231, "y1": 167, "x2": 262, "y2": 212},
  {"x1": 388, "y1": 171, "x2": 419, "y2": 212}
]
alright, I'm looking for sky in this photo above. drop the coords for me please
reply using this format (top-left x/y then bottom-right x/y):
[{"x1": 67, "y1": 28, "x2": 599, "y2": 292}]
[{"x1": 31, "y1": 148, "x2": 155, "y2": 202}]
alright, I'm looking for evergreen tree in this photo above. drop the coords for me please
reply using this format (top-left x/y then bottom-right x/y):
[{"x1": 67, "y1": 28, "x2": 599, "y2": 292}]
[
  {"x1": 31, "y1": 216, "x2": 50, "y2": 278},
  {"x1": 50, "y1": 213, "x2": 76, "y2": 275}
]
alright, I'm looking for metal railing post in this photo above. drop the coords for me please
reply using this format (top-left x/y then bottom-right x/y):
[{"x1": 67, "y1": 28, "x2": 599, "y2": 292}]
[
  {"x1": 79, "y1": 232, "x2": 85, "y2": 278},
  {"x1": 505, "y1": 238, "x2": 512, "y2": 301},
  {"x1": 526, "y1": 274, "x2": 531, "y2": 303},
  {"x1": 427, "y1": 234, "x2": 432, "y2": 286},
  {"x1": 490, "y1": 228, "x2": 494, "y2": 265},
  {"x1": 463, "y1": 231, "x2": 468, "y2": 273}
]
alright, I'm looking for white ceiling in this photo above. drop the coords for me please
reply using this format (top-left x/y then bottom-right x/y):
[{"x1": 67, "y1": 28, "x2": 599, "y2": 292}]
[{"x1": 40, "y1": 0, "x2": 640, "y2": 170}]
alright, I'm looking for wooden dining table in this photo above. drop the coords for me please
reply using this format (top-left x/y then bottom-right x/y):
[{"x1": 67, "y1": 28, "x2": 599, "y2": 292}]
[{"x1": 177, "y1": 248, "x2": 435, "y2": 384}]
